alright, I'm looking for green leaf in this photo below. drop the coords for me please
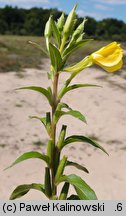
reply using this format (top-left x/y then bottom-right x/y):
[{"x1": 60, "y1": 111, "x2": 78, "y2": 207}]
[
  {"x1": 16, "y1": 86, "x2": 52, "y2": 105},
  {"x1": 30, "y1": 112, "x2": 51, "y2": 136},
  {"x1": 61, "y1": 83, "x2": 101, "y2": 97},
  {"x1": 30, "y1": 116, "x2": 46, "y2": 128},
  {"x1": 59, "y1": 174, "x2": 97, "y2": 200},
  {"x1": 67, "y1": 194, "x2": 80, "y2": 200},
  {"x1": 58, "y1": 102, "x2": 72, "y2": 111},
  {"x1": 63, "y1": 135, "x2": 108, "y2": 155},
  {"x1": 28, "y1": 41, "x2": 48, "y2": 56},
  {"x1": 51, "y1": 19, "x2": 61, "y2": 47},
  {"x1": 54, "y1": 110, "x2": 87, "y2": 124},
  {"x1": 5, "y1": 151, "x2": 50, "y2": 170},
  {"x1": 10, "y1": 183, "x2": 45, "y2": 200},
  {"x1": 66, "y1": 161, "x2": 89, "y2": 174},
  {"x1": 49, "y1": 43, "x2": 62, "y2": 73},
  {"x1": 62, "y1": 39, "x2": 93, "y2": 60}
]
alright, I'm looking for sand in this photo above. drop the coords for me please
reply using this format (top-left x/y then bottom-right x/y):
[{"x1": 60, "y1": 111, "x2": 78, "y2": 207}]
[{"x1": 0, "y1": 59, "x2": 126, "y2": 200}]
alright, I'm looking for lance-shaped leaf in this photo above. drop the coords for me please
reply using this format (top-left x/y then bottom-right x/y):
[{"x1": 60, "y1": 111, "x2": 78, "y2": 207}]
[
  {"x1": 54, "y1": 110, "x2": 87, "y2": 124},
  {"x1": 28, "y1": 41, "x2": 48, "y2": 56},
  {"x1": 63, "y1": 135, "x2": 108, "y2": 155},
  {"x1": 62, "y1": 39, "x2": 93, "y2": 60},
  {"x1": 67, "y1": 194, "x2": 80, "y2": 200},
  {"x1": 5, "y1": 151, "x2": 50, "y2": 170},
  {"x1": 30, "y1": 116, "x2": 46, "y2": 128},
  {"x1": 59, "y1": 83, "x2": 101, "y2": 98},
  {"x1": 59, "y1": 174, "x2": 97, "y2": 200},
  {"x1": 66, "y1": 161, "x2": 89, "y2": 174},
  {"x1": 49, "y1": 43, "x2": 62, "y2": 73},
  {"x1": 30, "y1": 112, "x2": 51, "y2": 136},
  {"x1": 16, "y1": 86, "x2": 52, "y2": 105},
  {"x1": 10, "y1": 183, "x2": 45, "y2": 200}
]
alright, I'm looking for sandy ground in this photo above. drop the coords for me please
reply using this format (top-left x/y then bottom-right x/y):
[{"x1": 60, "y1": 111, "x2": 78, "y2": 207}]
[{"x1": 0, "y1": 59, "x2": 126, "y2": 200}]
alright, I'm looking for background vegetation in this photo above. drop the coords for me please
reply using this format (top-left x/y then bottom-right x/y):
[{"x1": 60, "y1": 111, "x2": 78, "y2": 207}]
[
  {"x1": 0, "y1": 6, "x2": 126, "y2": 72},
  {"x1": 0, "y1": 6, "x2": 126, "y2": 41}
]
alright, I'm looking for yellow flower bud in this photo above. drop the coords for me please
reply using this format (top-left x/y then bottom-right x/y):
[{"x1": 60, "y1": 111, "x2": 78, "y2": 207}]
[{"x1": 91, "y1": 42, "x2": 123, "y2": 72}]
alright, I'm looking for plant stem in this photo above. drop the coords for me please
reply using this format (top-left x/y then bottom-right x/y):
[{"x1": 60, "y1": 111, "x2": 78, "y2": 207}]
[{"x1": 51, "y1": 72, "x2": 59, "y2": 198}]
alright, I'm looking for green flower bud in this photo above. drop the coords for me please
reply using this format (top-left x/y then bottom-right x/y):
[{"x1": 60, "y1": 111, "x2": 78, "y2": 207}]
[
  {"x1": 57, "y1": 12, "x2": 65, "y2": 32},
  {"x1": 63, "y1": 4, "x2": 77, "y2": 37},
  {"x1": 44, "y1": 16, "x2": 52, "y2": 50},
  {"x1": 72, "y1": 18, "x2": 87, "y2": 41},
  {"x1": 44, "y1": 15, "x2": 52, "y2": 38}
]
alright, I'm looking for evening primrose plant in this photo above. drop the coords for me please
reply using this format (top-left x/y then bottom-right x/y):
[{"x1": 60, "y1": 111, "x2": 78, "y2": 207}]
[{"x1": 7, "y1": 4, "x2": 123, "y2": 200}]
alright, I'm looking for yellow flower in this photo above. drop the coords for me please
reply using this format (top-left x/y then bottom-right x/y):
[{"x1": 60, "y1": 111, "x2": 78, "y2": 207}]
[{"x1": 90, "y1": 42, "x2": 123, "y2": 72}]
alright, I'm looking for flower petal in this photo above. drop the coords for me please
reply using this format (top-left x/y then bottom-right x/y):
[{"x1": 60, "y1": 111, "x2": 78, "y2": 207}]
[
  {"x1": 91, "y1": 42, "x2": 123, "y2": 73},
  {"x1": 99, "y1": 59, "x2": 123, "y2": 73}
]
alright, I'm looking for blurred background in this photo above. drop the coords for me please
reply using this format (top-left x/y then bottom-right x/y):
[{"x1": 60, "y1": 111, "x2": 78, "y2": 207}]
[{"x1": 0, "y1": 0, "x2": 126, "y2": 200}]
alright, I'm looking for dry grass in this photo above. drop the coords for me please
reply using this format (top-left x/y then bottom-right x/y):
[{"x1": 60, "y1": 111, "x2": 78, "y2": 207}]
[
  {"x1": 0, "y1": 35, "x2": 47, "y2": 72},
  {"x1": 0, "y1": 35, "x2": 125, "y2": 72}
]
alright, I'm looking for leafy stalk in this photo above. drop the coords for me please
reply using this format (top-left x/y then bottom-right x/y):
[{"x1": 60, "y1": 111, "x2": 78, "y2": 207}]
[{"x1": 7, "y1": 4, "x2": 110, "y2": 201}]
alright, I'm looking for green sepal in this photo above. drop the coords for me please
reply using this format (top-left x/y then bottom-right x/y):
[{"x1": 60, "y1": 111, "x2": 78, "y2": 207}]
[
  {"x1": 59, "y1": 174, "x2": 97, "y2": 200},
  {"x1": 63, "y1": 135, "x2": 108, "y2": 155},
  {"x1": 63, "y1": 56, "x2": 92, "y2": 73},
  {"x1": 4, "y1": 151, "x2": 50, "y2": 170},
  {"x1": 10, "y1": 183, "x2": 45, "y2": 200},
  {"x1": 59, "y1": 182, "x2": 70, "y2": 200},
  {"x1": 44, "y1": 167, "x2": 52, "y2": 198},
  {"x1": 16, "y1": 86, "x2": 52, "y2": 106},
  {"x1": 49, "y1": 43, "x2": 62, "y2": 73},
  {"x1": 66, "y1": 161, "x2": 89, "y2": 174}
]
